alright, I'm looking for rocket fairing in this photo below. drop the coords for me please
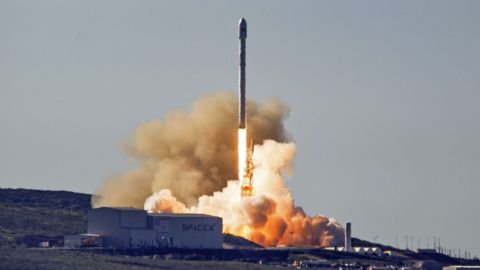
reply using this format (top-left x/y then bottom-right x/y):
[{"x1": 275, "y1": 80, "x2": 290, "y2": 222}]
[{"x1": 238, "y1": 18, "x2": 247, "y2": 129}]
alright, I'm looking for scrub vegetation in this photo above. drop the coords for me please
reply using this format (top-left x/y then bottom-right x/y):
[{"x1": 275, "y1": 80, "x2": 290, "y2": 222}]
[{"x1": 0, "y1": 248, "x2": 290, "y2": 270}]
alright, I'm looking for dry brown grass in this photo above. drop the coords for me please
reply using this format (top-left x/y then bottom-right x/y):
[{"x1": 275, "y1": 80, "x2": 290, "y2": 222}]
[{"x1": 0, "y1": 248, "x2": 291, "y2": 270}]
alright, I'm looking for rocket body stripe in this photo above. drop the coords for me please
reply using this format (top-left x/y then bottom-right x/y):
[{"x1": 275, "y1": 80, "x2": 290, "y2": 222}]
[{"x1": 239, "y1": 18, "x2": 247, "y2": 129}]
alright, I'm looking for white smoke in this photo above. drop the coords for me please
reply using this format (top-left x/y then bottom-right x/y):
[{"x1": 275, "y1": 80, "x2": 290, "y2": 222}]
[{"x1": 144, "y1": 140, "x2": 344, "y2": 247}]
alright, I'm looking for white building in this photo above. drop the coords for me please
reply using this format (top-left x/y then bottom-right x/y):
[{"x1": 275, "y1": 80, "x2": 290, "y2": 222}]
[
  {"x1": 86, "y1": 207, "x2": 222, "y2": 249},
  {"x1": 324, "y1": 246, "x2": 383, "y2": 256},
  {"x1": 443, "y1": 267, "x2": 480, "y2": 270},
  {"x1": 354, "y1": 247, "x2": 383, "y2": 256}
]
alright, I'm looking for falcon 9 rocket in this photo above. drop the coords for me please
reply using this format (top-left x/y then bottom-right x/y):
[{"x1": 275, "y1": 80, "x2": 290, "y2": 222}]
[
  {"x1": 238, "y1": 18, "x2": 247, "y2": 129},
  {"x1": 237, "y1": 18, "x2": 254, "y2": 197}
]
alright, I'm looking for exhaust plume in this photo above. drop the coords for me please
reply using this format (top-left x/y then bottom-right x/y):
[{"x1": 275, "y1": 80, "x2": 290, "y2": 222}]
[
  {"x1": 144, "y1": 140, "x2": 344, "y2": 246},
  {"x1": 93, "y1": 91, "x2": 344, "y2": 247},
  {"x1": 93, "y1": 92, "x2": 288, "y2": 207}
]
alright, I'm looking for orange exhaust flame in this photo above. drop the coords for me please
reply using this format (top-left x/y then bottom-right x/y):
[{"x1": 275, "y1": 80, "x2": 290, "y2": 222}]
[
  {"x1": 239, "y1": 128, "x2": 254, "y2": 196},
  {"x1": 238, "y1": 128, "x2": 247, "y2": 182}
]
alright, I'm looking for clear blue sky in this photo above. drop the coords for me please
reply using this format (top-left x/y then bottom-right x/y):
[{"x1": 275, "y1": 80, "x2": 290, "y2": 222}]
[{"x1": 1, "y1": 1, "x2": 479, "y2": 256}]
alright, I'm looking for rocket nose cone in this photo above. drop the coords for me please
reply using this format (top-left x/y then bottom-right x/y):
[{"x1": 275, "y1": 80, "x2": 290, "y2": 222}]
[
  {"x1": 239, "y1": 18, "x2": 247, "y2": 38},
  {"x1": 239, "y1": 18, "x2": 247, "y2": 27}
]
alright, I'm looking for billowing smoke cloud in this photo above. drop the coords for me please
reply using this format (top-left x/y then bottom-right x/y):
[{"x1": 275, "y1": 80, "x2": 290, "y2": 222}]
[
  {"x1": 93, "y1": 91, "x2": 344, "y2": 247},
  {"x1": 144, "y1": 140, "x2": 344, "y2": 246},
  {"x1": 93, "y1": 92, "x2": 288, "y2": 207}
]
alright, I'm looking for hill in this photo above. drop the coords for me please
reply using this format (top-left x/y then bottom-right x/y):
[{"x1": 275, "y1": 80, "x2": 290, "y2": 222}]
[{"x1": 0, "y1": 188, "x2": 91, "y2": 246}]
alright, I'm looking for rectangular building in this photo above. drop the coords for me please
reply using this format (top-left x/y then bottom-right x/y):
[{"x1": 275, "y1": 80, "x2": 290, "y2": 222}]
[{"x1": 86, "y1": 207, "x2": 222, "y2": 249}]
